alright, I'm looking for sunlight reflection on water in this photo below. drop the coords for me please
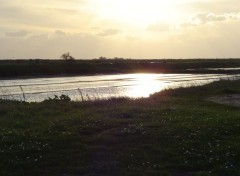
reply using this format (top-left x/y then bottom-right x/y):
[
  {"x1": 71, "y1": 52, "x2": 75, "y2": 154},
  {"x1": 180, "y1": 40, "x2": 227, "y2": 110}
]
[
  {"x1": 0, "y1": 73, "x2": 239, "y2": 102},
  {"x1": 125, "y1": 74, "x2": 167, "y2": 98}
]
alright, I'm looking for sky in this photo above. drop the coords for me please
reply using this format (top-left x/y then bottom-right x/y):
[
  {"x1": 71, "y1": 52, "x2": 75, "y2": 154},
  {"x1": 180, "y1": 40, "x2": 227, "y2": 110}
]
[{"x1": 0, "y1": 0, "x2": 240, "y2": 59}]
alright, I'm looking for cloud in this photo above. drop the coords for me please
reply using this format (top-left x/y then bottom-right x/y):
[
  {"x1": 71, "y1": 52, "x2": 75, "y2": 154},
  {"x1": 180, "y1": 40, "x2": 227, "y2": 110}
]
[
  {"x1": 184, "y1": 0, "x2": 240, "y2": 14},
  {"x1": 28, "y1": 33, "x2": 49, "y2": 40},
  {"x1": 146, "y1": 23, "x2": 171, "y2": 32},
  {"x1": 192, "y1": 13, "x2": 239, "y2": 24},
  {"x1": 194, "y1": 13, "x2": 226, "y2": 23},
  {"x1": 168, "y1": 17, "x2": 240, "y2": 58},
  {"x1": 0, "y1": 32, "x2": 119, "y2": 59},
  {"x1": 180, "y1": 12, "x2": 240, "y2": 28},
  {"x1": 46, "y1": 8, "x2": 80, "y2": 16},
  {"x1": 5, "y1": 30, "x2": 31, "y2": 37},
  {"x1": 1, "y1": 22, "x2": 240, "y2": 59},
  {"x1": 0, "y1": 0, "x2": 96, "y2": 33},
  {"x1": 1, "y1": 0, "x2": 240, "y2": 59},
  {"x1": 55, "y1": 30, "x2": 66, "y2": 36},
  {"x1": 97, "y1": 29, "x2": 122, "y2": 37}
]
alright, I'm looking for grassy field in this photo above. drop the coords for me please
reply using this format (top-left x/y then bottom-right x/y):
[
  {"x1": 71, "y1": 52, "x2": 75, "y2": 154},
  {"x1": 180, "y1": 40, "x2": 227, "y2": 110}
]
[
  {"x1": 0, "y1": 79, "x2": 240, "y2": 176},
  {"x1": 0, "y1": 59, "x2": 240, "y2": 78}
]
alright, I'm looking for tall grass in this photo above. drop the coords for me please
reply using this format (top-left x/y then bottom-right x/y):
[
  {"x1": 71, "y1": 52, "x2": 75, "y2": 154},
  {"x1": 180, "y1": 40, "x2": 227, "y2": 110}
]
[{"x1": 19, "y1": 86, "x2": 26, "y2": 102}]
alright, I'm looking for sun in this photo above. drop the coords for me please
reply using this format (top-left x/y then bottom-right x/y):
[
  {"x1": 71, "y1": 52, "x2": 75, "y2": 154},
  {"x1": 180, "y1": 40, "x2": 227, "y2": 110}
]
[{"x1": 92, "y1": 0, "x2": 180, "y2": 26}]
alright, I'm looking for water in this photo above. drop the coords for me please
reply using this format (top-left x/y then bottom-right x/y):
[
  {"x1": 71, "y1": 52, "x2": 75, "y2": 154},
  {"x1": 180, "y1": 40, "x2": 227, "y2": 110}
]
[
  {"x1": 0, "y1": 73, "x2": 239, "y2": 102},
  {"x1": 187, "y1": 67, "x2": 240, "y2": 71},
  {"x1": 205, "y1": 68, "x2": 240, "y2": 71}
]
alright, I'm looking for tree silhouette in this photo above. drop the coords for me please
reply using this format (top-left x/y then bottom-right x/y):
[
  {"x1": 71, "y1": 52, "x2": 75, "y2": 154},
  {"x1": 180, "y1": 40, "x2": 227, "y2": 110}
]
[{"x1": 61, "y1": 52, "x2": 75, "y2": 61}]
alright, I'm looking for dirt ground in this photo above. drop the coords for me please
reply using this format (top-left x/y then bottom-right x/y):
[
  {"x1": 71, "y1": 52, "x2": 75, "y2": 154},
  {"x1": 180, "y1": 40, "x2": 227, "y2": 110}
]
[{"x1": 207, "y1": 94, "x2": 240, "y2": 107}]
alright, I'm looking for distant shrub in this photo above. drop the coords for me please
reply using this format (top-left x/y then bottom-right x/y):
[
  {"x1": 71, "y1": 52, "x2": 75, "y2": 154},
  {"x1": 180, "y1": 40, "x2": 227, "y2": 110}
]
[
  {"x1": 99, "y1": 56, "x2": 107, "y2": 60},
  {"x1": 43, "y1": 94, "x2": 71, "y2": 103},
  {"x1": 61, "y1": 52, "x2": 75, "y2": 61}
]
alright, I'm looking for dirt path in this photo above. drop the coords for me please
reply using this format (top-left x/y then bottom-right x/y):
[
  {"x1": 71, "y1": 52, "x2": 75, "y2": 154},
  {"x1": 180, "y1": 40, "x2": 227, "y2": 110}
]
[{"x1": 207, "y1": 94, "x2": 240, "y2": 107}]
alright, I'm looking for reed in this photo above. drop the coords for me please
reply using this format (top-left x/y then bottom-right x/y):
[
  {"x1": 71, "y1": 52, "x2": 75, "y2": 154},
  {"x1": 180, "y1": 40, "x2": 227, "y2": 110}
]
[
  {"x1": 78, "y1": 88, "x2": 84, "y2": 101},
  {"x1": 19, "y1": 85, "x2": 26, "y2": 102}
]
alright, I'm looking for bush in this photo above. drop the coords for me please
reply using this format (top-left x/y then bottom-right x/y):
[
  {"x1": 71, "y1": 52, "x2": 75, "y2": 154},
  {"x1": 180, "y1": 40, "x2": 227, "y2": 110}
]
[{"x1": 43, "y1": 94, "x2": 71, "y2": 103}]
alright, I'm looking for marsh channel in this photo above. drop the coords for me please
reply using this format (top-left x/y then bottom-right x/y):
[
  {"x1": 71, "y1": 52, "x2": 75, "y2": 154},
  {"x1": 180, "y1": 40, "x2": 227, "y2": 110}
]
[{"x1": 0, "y1": 73, "x2": 240, "y2": 102}]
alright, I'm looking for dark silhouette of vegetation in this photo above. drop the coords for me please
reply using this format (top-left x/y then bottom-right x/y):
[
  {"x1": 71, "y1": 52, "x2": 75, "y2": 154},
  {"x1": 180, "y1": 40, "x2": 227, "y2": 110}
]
[
  {"x1": 61, "y1": 52, "x2": 75, "y2": 61},
  {"x1": 43, "y1": 94, "x2": 71, "y2": 103},
  {"x1": 0, "y1": 59, "x2": 240, "y2": 78},
  {"x1": 98, "y1": 56, "x2": 107, "y2": 60}
]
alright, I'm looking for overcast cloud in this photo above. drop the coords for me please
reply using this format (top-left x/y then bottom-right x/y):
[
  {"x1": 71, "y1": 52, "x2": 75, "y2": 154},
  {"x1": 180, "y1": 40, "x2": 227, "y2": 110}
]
[{"x1": 0, "y1": 0, "x2": 240, "y2": 59}]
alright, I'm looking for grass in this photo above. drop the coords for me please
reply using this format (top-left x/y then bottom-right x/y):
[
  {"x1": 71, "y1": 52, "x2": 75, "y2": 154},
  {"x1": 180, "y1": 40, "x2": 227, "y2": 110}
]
[{"x1": 0, "y1": 79, "x2": 240, "y2": 175}]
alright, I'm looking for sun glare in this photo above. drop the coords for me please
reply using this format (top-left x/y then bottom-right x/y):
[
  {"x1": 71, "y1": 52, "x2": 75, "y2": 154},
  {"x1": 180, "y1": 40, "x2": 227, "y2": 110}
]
[
  {"x1": 126, "y1": 74, "x2": 167, "y2": 98},
  {"x1": 92, "y1": 0, "x2": 180, "y2": 26}
]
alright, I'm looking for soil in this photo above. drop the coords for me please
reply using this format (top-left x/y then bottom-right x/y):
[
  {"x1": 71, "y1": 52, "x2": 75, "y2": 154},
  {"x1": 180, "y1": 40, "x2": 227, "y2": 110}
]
[{"x1": 207, "y1": 94, "x2": 240, "y2": 107}]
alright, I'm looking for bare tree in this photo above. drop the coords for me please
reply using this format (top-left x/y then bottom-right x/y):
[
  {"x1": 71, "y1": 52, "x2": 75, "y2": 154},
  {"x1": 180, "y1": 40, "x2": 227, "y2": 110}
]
[{"x1": 61, "y1": 52, "x2": 75, "y2": 61}]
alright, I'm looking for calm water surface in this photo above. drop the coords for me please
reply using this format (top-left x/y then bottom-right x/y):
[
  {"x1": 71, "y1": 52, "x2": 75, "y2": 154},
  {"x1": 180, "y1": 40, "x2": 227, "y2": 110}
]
[{"x1": 0, "y1": 73, "x2": 239, "y2": 102}]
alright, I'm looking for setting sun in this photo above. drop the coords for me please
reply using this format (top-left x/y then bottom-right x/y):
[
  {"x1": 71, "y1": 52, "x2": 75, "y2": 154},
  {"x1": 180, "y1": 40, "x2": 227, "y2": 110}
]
[{"x1": 1, "y1": 0, "x2": 240, "y2": 59}]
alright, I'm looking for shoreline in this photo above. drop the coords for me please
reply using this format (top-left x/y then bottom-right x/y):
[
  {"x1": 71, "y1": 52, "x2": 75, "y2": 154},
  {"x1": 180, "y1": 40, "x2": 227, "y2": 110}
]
[
  {"x1": 1, "y1": 59, "x2": 240, "y2": 80},
  {"x1": 1, "y1": 70, "x2": 240, "y2": 81}
]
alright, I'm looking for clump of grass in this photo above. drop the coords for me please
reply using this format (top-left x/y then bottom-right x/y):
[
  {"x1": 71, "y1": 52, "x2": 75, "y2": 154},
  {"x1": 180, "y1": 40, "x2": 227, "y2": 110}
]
[{"x1": 43, "y1": 94, "x2": 71, "y2": 103}]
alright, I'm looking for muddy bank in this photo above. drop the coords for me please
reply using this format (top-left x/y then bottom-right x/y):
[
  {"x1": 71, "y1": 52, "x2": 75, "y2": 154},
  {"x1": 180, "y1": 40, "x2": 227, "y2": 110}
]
[{"x1": 207, "y1": 94, "x2": 240, "y2": 107}]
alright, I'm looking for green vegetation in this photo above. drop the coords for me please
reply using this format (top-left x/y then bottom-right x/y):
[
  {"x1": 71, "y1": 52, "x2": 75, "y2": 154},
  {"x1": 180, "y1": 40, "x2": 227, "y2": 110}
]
[
  {"x1": 0, "y1": 79, "x2": 240, "y2": 175},
  {"x1": 0, "y1": 59, "x2": 240, "y2": 78}
]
